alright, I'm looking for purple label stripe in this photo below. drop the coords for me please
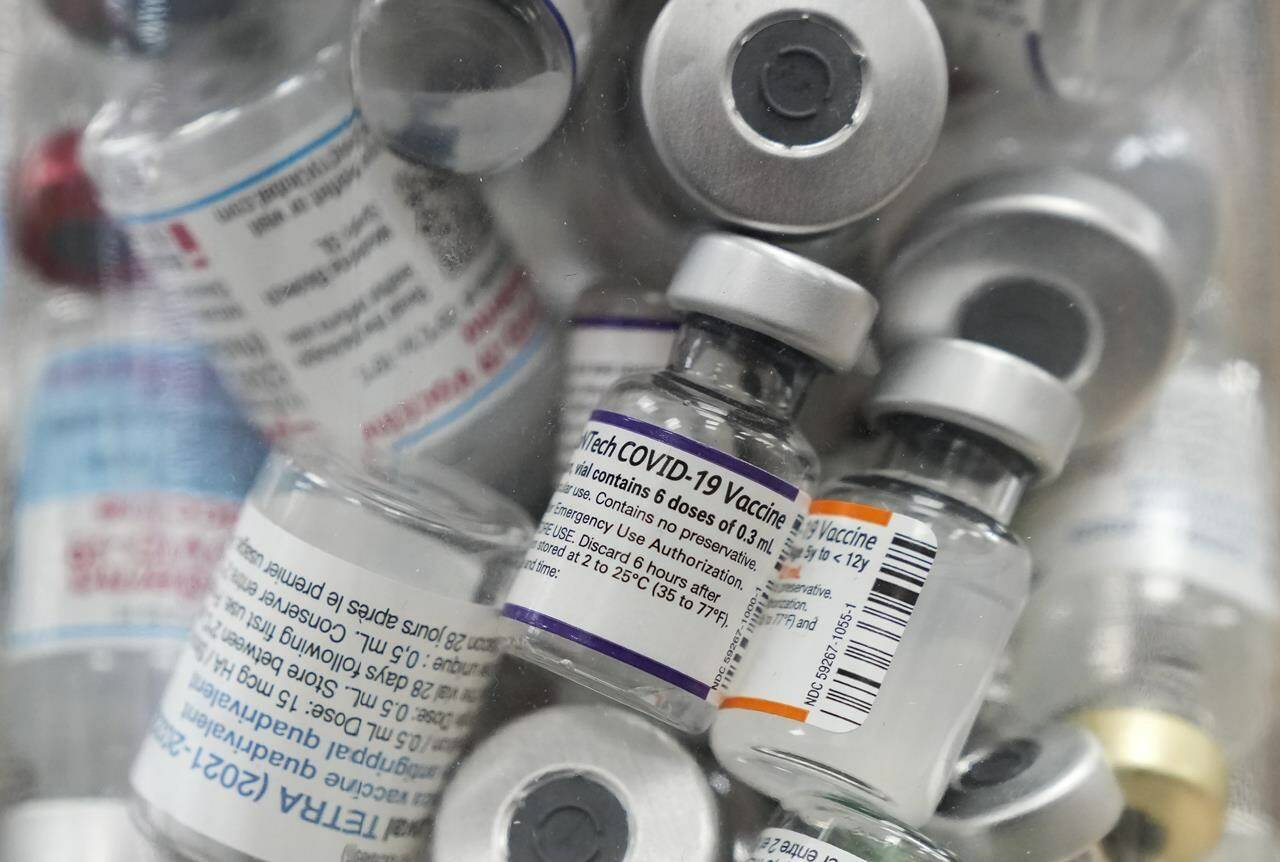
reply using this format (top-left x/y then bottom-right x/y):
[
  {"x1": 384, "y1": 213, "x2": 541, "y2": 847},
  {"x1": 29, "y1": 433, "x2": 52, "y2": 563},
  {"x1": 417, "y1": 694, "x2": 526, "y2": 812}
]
[
  {"x1": 571, "y1": 316, "x2": 681, "y2": 332},
  {"x1": 503, "y1": 604, "x2": 711, "y2": 700},
  {"x1": 589, "y1": 409, "x2": 802, "y2": 501}
]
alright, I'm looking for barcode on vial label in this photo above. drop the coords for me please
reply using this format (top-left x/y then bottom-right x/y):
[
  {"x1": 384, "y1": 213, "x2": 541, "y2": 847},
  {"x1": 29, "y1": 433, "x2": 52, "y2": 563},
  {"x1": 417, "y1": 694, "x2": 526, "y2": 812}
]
[
  {"x1": 720, "y1": 500, "x2": 937, "y2": 734},
  {"x1": 818, "y1": 530, "x2": 936, "y2": 729}
]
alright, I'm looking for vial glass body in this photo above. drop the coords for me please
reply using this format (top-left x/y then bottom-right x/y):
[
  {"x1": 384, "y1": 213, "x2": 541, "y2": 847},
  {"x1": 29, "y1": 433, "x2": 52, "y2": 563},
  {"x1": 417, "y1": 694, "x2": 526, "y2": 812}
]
[
  {"x1": 505, "y1": 314, "x2": 821, "y2": 733},
  {"x1": 80, "y1": 10, "x2": 561, "y2": 510},
  {"x1": 713, "y1": 420, "x2": 1032, "y2": 826},
  {"x1": 1008, "y1": 344, "x2": 1278, "y2": 755},
  {"x1": 352, "y1": 0, "x2": 614, "y2": 173},
  {"x1": 4, "y1": 283, "x2": 265, "y2": 805},
  {"x1": 750, "y1": 796, "x2": 956, "y2": 862},
  {"x1": 555, "y1": 287, "x2": 679, "y2": 477},
  {"x1": 130, "y1": 450, "x2": 531, "y2": 862}
]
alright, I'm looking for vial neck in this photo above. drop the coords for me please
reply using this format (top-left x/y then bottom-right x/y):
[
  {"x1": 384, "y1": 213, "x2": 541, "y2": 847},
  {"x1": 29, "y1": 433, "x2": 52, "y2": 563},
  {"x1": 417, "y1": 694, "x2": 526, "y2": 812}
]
[
  {"x1": 666, "y1": 314, "x2": 818, "y2": 421},
  {"x1": 862, "y1": 416, "x2": 1035, "y2": 526}
]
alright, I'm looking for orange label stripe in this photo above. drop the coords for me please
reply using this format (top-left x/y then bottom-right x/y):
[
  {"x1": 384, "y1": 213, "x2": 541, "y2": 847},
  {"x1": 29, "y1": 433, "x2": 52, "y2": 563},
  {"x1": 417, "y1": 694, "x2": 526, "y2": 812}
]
[
  {"x1": 809, "y1": 499, "x2": 892, "y2": 526},
  {"x1": 720, "y1": 697, "x2": 808, "y2": 722}
]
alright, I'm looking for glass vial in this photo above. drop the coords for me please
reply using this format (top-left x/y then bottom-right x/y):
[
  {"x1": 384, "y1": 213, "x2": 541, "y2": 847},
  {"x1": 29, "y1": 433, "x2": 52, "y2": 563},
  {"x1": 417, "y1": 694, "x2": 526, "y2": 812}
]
[
  {"x1": 504, "y1": 232, "x2": 879, "y2": 733},
  {"x1": 129, "y1": 450, "x2": 531, "y2": 862},
  {"x1": 351, "y1": 0, "x2": 616, "y2": 174},
  {"x1": 556, "y1": 286, "x2": 679, "y2": 478},
  {"x1": 924, "y1": 0, "x2": 1211, "y2": 104},
  {"x1": 748, "y1": 799, "x2": 955, "y2": 862},
  {"x1": 2, "y1": 279, "x2": 266, "y2": 857},
  {"x1": 712, "y1": 338, "x2": 1082, "y2": 826},
  {"x1": 925, "y1": 724, "x2": 1124, "y2": 862},
  {"x1": 79, "y1": 0, "x2": 561, "y2": 509},
  {"x1": 1006, "y1": 297, "x2": 1275, "y2": 862},
  {"x1": 434, "y1": 704, "x2": 722, "y2": 861},
  {"x1": 641, "y1": 0, "x2": 948, "y2": 235}
]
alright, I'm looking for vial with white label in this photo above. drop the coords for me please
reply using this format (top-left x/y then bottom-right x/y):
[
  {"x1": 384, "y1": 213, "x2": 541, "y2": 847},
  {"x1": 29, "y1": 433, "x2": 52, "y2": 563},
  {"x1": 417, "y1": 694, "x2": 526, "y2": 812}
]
[
  {"x1": 129, "y1": 449, "x2": 532, "y2": 862},
  {"x1": 555, "y1": 287, "x2": 679, "y2": 477},
  {"x1": 748, "y1": 801, "x2": 955, "y2": 862},
  {"x1": 924, "y1": 0, "x2": 1211, "y2": 103},
  {"x1": 1006, "y1": 296, "x2": 1277, "y2": 862},
  {"x1": 2, "y1": 278, "x2": 266, "y2": 858},
  {"x1": 504, "y1": 232, "x2": 879, "y2": 734},
  {"x1": 926, "y1": 724, "x2": 1124, "y2": 862},
  {"x1": 351, "y1": 0, "x2": 616, "y2": 173},
  {"x1": 80, "y1": 0, "x2": 561, "y2": 509},
  {"x1": 713, "y1": 338, "x2": 1083, "y2": 826}
]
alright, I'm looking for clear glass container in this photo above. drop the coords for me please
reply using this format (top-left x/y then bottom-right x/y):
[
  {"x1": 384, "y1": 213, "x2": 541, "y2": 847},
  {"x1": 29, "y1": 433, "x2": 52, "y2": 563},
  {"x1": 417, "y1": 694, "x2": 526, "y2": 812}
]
[
  {"x1": 555, "y1": 286, "x2": 679, "y2": 476},
  {"x1": 79, "y1": 2, "x2": 562, "y2": 510},
  {"x1": 713, "y1": 417, "x2": 1034, "y2": 826},
  {"x1": 507, "y1": 313, "x2": 823, "y2": 733},
  {"x1": 351, "y1": 0, "x2": 614, "y2": 173},
  {"x1": 130, "y1": 449, "x2": 532, "y2": 862},
  {"x1": 1, "y1": 280, "x2": 265, "y2": 852},
  {"x1": 749, "y1": 796, "x2": 955, "y2": 862}
]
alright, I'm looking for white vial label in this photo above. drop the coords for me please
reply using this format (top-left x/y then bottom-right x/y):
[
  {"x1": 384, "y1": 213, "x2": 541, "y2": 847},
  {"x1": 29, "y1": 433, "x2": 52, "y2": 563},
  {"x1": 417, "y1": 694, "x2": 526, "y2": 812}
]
[
  {"x1": 505, "y1": 411, "x2": 809, "y2": 701},
  {"x1": 114, "y1": 107, "x2": 549, "y2": 453},
  {"x1": 1022, "y1": 359, "x2": 1280, "y2": 615},
  {"x1": 556, "y1": 318, "x2": 678, "y2": 474},
  {"x1": 750, "y1": 828, "x2": 869, "y2": 862},
  {"x1": 8, "y1": 344, "x2": 264, "y2": 656},
  {"x1": 723, "y1": 500, "x2": 936, "y2": 732},
  {"x1": 131, "y1": 504, "x2": 502, "y2": 861}
]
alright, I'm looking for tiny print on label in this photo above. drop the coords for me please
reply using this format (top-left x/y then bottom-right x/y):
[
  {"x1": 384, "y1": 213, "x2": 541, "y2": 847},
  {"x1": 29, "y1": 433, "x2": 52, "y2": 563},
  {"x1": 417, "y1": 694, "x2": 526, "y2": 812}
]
[
  {"x1": 722, "y1": 499, "x2": 936, "y2": 732},
  {"x1": 131, "y1": 505, "x2": 501, "y2": 862},
  {"x1": 751, "y1": 828, "x2": 869, "y2": 862},
  {"x1": 504, "y1": 410, "x2": 809, "y2": 701}
]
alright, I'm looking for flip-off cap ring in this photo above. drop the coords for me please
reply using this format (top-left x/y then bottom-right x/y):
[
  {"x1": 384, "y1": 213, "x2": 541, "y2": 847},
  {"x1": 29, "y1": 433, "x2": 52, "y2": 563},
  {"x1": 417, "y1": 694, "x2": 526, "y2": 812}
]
[
  {"x1": 927, "y1": 724, "x2": 1124, "y2": 862},
  {"x1": 666, "y1": 233, "x2": 878, "y2": 371},
  {"x1": 867, "y1": 338, "x2": 1083, "y2": 480},
  {"x1": 641, "y1": 0, "x2": 947, "y2": 233}
]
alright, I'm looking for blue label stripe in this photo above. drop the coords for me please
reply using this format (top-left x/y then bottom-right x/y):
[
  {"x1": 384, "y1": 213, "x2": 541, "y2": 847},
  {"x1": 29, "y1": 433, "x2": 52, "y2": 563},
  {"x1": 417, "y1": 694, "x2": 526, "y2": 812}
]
[
  {"x1": 392, "y1": 324, "x2": 551, "y2": 453},
  {"x1": 589, "y1": 409, "x2": 802, "y2": 500},
  {"x1": 571, "y1": 316, "x2": 681, "y2": 332},
  {"x1": 504, "y1": 604, "x2": 710, "y2": 699},
  {"x1": 120, "y1": 111, "x2": 361, "y2": 225},
  {"x1": 540, "y1": 0, "x2": 578, "y2": 83},
  {"x1": 9, "y1": 624, "x2": 191, "y2": 649}
]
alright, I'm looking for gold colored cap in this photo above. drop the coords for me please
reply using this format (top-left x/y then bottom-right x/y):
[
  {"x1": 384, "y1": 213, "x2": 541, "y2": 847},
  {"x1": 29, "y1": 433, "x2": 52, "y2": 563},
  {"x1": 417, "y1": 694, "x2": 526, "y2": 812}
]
[{"x1": 1073, "y1": 708, "x2": 1228, "y2": 862}]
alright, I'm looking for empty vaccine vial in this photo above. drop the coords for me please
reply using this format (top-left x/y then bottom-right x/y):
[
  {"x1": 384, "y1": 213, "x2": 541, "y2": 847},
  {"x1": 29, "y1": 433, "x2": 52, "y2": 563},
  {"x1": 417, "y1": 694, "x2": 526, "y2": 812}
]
[
  {"x1": 926, "y1": 723, "x2": 1124, "y2": 862},
  {"x1": 641, "y1": 0, "x2": 947, "y2": 236},
  {"x1": 504, "y1": 233, "x2": 879, "y2": 733},
  {"x1": 748, "y1": 800, "x2": 955, "y2": 862},
  {"x1": 2, "y1": 279, "x2": 266, "y2": 854},
  {"x1": 434, "y1": 704, "x2": 723, "y2": 861},
  {"x1": 352, "y1": 0, "x2": 616, "y2": 173},
  {"x1": 80, "y1": 1, "x2": 561, "y2": 508},
  {"x1": 1006, "y1": 301, "x2": 1277, "y2": 862},
  {"x1": 713, "y1": 338, "x2": 1082, "y2": 826},
  {"x1": 556, "y1": 286, "x2": 679, "y2": 477},
  {"x1": 924, "y1": 0, "x2": 1211, "y2": 103},
  {"x1": 129, "y1": 450, "x2": 531, "y2": 862},
  {"x1": 878, "y1": 169, "x2": 1185, "y2": 447}
]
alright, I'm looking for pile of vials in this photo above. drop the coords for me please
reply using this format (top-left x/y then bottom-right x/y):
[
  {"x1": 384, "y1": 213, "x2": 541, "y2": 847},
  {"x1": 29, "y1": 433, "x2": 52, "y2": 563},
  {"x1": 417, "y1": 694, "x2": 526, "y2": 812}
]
[{"x1": 0, "y1": 0, "x2": 1275, "y2": 861}]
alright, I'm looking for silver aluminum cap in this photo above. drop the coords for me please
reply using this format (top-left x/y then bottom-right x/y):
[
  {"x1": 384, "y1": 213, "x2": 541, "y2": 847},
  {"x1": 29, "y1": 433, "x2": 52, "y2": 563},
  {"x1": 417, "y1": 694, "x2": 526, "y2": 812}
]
[
  {"x1": 433, "y1": 704, "x2": 720, "y2": 862},
  {"x1": 926, "y1": 724, "x2": 1125, "y2": 862},
  {"x1": 2, "y1": 799, "x2": 166, "y2": 861},
  {"x1": 667, "y1": 233, "x2": 878, "y2": 371},
  {"x1": 868, "y1": 339, "x2": 1083, "y2": 480},
  {"x1": 879, "y1": 169, "x2": 1185, "y2": 446},
  {"x1": 641, "y1": 0, "x2": 947, "y2": 234}
]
